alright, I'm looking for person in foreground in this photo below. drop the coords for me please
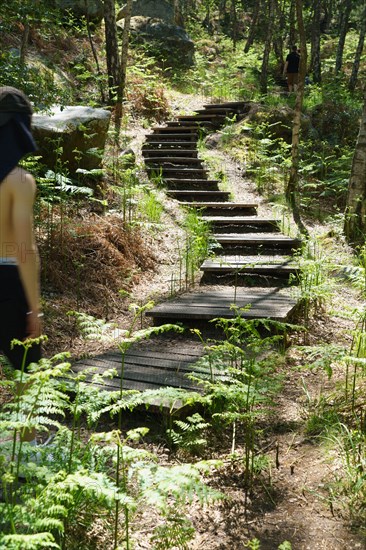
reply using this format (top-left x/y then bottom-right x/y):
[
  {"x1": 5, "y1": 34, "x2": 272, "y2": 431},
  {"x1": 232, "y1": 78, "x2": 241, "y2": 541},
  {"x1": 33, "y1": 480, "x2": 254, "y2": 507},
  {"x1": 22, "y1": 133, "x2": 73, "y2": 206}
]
[{"x1": 0, "y1": 86, "x2": 42, "y2": 382}]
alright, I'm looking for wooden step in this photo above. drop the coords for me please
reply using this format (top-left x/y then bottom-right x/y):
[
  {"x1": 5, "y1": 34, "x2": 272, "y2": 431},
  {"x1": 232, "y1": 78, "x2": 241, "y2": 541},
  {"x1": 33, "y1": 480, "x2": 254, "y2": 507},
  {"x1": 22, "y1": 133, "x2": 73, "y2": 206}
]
[
  {"x1": 204, "y1": 101, "x2": 250, "y2": 110},
  {"x1": 182, "y1": 202, "x2": 258, "y2": 215},
  {"x1": 145, "y1": 134, "x2": 198, "y2": 142},
  {"x1": 167, "y1": 190, "x2": 231, "y2": 201},
  {"x1": 147, "y1": 167, "x2": 208, "y2": 178},
  {"x1": 200, "y1": 255, "x2": 299, "y2": 277},
  {"x1": 142, "y1": 149, "x2": 198, "y2": 158},
  {"x1": 151, "y1": 126, "x2": 199, "y2": 134},
  {"x1": 146, "y1": 288, "x2": 297, "y2": 323},
  {"x1": 142, "y1": 141, "x2": 198, "y2": 149},
  {"x1": 194, "y1": 107, "x2": 240, "y2": 115},
  {"x1": 202, "y1": 216, "x2": 280, "y2": 232},
  {"x1": 144, "y1": 157, "x2": 204, "y2": 166},
  {"x1": 165, "y1": 119, "x2": 214, "y2": 127},
  {"x1": 164, "y1": 179, "x2": 220, "y2": 190},
  {"x1": 213, "y1": 233, "x2": 302, "y2": 251}
]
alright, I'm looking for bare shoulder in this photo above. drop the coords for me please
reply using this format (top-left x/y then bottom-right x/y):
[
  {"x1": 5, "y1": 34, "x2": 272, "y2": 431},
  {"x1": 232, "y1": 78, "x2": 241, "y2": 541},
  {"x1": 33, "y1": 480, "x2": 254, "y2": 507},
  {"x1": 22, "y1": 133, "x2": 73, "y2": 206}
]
[{"x1": 6, "y1": 167, "x2": 36, "y2": 198}]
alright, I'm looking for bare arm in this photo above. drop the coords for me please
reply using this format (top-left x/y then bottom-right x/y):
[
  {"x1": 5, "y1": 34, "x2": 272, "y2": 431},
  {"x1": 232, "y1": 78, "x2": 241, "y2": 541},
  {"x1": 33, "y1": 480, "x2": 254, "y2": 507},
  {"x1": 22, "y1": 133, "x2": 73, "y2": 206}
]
[
  {"x1": 283, "y1": 60, "x2": 288, "y2": 76},
  {"x1": 11, "y1": 170, "x2": 41, "y2": 337}
]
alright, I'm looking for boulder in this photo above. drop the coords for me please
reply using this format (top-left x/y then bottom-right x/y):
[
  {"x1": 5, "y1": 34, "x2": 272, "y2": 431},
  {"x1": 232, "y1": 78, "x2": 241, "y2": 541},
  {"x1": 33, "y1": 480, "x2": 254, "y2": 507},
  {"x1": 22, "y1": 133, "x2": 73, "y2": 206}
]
[
  {"x1": 32, "y1": 106, "x2": 111, "y2": 174},
  {"x1": 117, "y1": 16, "x2": 195, "y2": 67},
  {"x1": 117, "y1": 0, "x2": 175, "y2": 24},
  {"x1": 55, "y1": 0, "x2": 104, "y2": 20}
]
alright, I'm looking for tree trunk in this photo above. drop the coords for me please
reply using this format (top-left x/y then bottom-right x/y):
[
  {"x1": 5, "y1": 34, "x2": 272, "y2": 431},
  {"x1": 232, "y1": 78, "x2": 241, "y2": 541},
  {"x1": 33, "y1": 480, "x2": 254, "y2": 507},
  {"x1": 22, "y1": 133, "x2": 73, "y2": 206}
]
[
  {"x1": 349, "y1": 5, "x2": 366, "y2": 92},
  {"x1": 20, "y1": 21, "x2": 30, "y2": 67},
  {"x1": 285, "y1": 0, "x2": 308, "y2": 237},
  {"x1": 259, "y1": 0, "x2": 275, "y2": 94},
  {"x1": 310, "y1": 0, "x2": 321, "y2": 83},
  {"x1": 273, "y1": 0, "x2": 285, "y2": 70},
  {"x1": 115, "y1": 0, "x2": 133, "y2": 136},
  {"x1": 84, "y1": 0, "x2": 106, "y2": 103},
  {"x1": 288, "y1": 0, "x2": 296, "y2": 46},
  {"x1": 244, "y1": 0, "x2": 261, "y2": 53},
  {"x1": 335, "y1": 0, "x2": 352, "y2": 74},
  {"x1": 344, "y1": 91, "x2": 366, "y2": 246},
  {"x1": 103, "y1": 0, "x2": 121, "y2": 104},
  {"x1": 230, "y1": 0, "x2": 238, "y2": 50}
]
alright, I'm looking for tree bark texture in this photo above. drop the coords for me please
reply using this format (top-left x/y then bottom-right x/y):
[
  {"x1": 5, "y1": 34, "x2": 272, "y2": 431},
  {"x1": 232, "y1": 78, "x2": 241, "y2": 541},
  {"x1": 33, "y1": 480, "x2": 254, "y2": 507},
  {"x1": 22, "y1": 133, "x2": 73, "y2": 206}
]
[
  {"x1": 288, "y1": 0, "x2": 296, "y2": 46},
  {"x1": 286, "y1": 0, "x2": 308, "y2": 236},
  {"x1": 115, "y1": 0, "x2": 133, "y2": 129},
  {"x1": 310, "y1": 0, "x2": 321, "y2": 82},
  {"x1": 349, "y1": 4, "x2": 366, "y2": 91},
  {"x1": 335, "y1": 0, "x2": 352, "y2": 73},
  {"x1": 273, "y1": 0, "x2": 285, "y2": 69},
  {"x1": 344, "y1": 92, "x2": 366, "y2": 245},
  {"x1": 259, "y1": 0, "x2": 275, "y2": 94},
  {"x1": 244, "y1": 0, "x2": 261, "y2": 53},
  {"x1": 103, "y1": 0, "x2": 120, "y2": 104}
]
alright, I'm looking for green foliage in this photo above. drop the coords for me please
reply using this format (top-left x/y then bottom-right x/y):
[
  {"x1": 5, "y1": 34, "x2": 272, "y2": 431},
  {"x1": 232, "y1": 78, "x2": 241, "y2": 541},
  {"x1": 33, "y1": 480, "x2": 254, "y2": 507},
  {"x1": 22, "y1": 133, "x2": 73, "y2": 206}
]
[
  {"x1": 150, "y1": 511, "x2": 195, "y2": 550},
  {"x1": 291, "y1": 240, "x2": 333, "y2": 336},
  {"x1": 328, "y1": 423, "x2": 366, "y2": 529},
  {"x1": 167, "y1": 413, "x2": 210, "y2": 455}
]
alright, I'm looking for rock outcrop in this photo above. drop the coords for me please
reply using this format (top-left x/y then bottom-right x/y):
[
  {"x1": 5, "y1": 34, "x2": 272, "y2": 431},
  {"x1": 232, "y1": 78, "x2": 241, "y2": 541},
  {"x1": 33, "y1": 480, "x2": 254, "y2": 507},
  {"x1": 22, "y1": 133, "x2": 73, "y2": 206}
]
[
  {"x1": 117, "y1": 0, "x2": 175, "y2": 24},
  {"x1": 117, "y1": 16, "x2": 195, "y2": 68},
  {"x1": 32, "y1": 106, "x2": 111, "y2": 174},
  {"x1": 55, "y1": 0, "x2": 104, "y2": 20}
]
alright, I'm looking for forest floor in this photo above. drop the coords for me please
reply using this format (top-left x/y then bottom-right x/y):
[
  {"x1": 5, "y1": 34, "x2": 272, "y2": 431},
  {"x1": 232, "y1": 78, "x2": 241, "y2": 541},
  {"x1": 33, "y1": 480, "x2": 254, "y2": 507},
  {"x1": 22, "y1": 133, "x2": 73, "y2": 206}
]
[{"x1": 1, "y1": 91, "x2": 365, "y2": 549}]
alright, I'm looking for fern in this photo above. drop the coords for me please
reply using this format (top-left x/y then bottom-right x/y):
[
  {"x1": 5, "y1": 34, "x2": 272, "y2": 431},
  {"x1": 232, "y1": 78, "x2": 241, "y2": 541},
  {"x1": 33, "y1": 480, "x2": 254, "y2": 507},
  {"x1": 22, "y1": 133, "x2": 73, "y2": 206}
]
[
  {"x1": 0, "y1": 533, "x2": 60, "y2": 549},
  {"x1": 168, "y1": 413, "x2": 210, "y2": 455}
]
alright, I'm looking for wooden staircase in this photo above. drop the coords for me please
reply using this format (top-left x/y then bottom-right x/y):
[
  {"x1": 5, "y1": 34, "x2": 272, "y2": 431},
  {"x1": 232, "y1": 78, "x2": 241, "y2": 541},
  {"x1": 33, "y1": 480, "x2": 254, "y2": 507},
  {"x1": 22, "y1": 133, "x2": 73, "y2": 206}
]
[
  {"x1": 142, "y1": 101, "x2": 300, "y2": 325},
  {"x1": 74, "y1": 101, "x2": 301, "y2": 397}
]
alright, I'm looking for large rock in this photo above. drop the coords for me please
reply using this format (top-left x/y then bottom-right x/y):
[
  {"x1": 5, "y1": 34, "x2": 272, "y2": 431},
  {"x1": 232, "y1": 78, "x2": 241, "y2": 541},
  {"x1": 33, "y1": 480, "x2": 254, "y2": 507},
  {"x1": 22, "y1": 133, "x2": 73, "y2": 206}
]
[
  {"x1": 32, "y1": 106, "x2": 111, "y2": 174},
  {"x1": 55, "y1": 0, "x2": 104, "y2": 20},
  {"x1": 117, "y1": 16, "x2": 195, "y2": 67},
  {"x1": 117, "y1": 0, "x2": 175, "y2": 24}
]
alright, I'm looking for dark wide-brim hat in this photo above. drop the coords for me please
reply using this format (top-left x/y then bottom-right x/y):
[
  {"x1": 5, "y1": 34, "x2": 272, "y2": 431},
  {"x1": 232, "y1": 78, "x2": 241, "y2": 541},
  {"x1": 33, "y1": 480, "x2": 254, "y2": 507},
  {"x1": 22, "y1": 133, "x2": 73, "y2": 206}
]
[
  {"x1": 0, "y1": 87, "x2": 37, "y2": 182},
  {"x1": 0, "y1": 86, "x2": 33, "y2": 126}
]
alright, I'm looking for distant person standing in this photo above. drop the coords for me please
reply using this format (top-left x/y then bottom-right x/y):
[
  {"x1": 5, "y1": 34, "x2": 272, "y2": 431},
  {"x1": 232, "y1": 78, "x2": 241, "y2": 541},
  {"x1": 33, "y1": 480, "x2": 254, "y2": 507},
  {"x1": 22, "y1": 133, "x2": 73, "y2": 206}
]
[
  {"x1": 283, "y1": 46, "x2": 300, "y2": 92},
  {"x1": 0, "y1": 87, "x2": 42, "y2": 371}
]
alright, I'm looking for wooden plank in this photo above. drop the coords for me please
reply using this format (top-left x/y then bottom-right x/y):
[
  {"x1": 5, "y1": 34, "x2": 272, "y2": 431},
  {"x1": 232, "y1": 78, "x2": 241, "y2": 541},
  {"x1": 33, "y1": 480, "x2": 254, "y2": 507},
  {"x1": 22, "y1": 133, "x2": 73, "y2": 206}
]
[
  {"x1": 202, "y1": 216, "x2": 279, "y2": 224},
  {"x1": 213, "y1": 233, "x2": 301, "y2": 245},
  {"x1": 204, "y1": 101, "x2": 250, "y2": 109},
  {"x1": 145, "y1": 157, "x2": 204, "y2": 165},
  {"x1": 145, "y1": 134, "x2": 198, "y2": 141},
  {"x1": 146, "y1": 289, "x2": 298, "y2": 321},
  {"x1": 143, "y1": 141, "x2": 197, "y2": 148},
  {"x1": 151, "y1": 126, "x2": 199, "y2": 133},
  {"x1": 142, "y1": 149, "x2": 199, "y2": 157},
  {"x1": 182, "y1": 202, "x2": 258, "y2": 209},
  {"x1": 169, "y1": 191, "x2": 230, "y2": 201},
  {"x1": 165, "y1": 179, "x2": 219, "y2": 185}
]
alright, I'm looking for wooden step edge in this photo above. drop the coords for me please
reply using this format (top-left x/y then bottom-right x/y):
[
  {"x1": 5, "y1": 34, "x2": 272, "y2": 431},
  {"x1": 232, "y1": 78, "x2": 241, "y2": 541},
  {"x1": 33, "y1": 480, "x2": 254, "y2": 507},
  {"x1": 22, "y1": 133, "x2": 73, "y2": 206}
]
[
  {"x1": 202, "y1": 216, "x2": 280, "y2": 223},
  {"x1": 213, "y1": 234, "x2": 302, "y2": 245},
  {"x1": 183, "y1": 202, "x2": 258, "y2": 208}
]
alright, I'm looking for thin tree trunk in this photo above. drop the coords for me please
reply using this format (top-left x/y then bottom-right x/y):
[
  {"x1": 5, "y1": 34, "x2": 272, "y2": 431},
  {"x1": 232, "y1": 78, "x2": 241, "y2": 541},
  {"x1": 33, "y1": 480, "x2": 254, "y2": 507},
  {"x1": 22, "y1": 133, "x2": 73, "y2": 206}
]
[
  {"x1": 349, "y1": 5, "x2": 366, "y2": 92},
  {"x1": 286, "y1": 0, "x2": 308, "y2": 237},
  {"x1": 273, "y1": 0, "x2": 285, "y2": 69},
  {"x1": 20, "y1": 21, "x2": 30, "y2": 68},
  {"x1": 84, "y1": 0, "x2": 106, "y2": 103},
  {"x1": 244, "y1": 0, "x2": 261, "y2": 53},
  {"x1": 260, "y1": 0, "x2": 275, "y2": 94},
  {"x1": 104, "y1": 0, "x2": 121, "y2": 104},
  {"x1": 230, "y1": 0, "x2": 238, "y2": 50},
  {"x1": 310, "y1": 0, "x2": 321, "y2": 82},
  {"x1": 115, "y1": 0, "x2": 133, "y2": 136},
  {"x1": 335, "y1": 0, "x2": 352, "y2": 74},
  {"x1": 288, "y1": 0, "x2": 296, "y2": 46},
  {"x1": 344, "y1": 91, "x2": 366, "y2": 245}
]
